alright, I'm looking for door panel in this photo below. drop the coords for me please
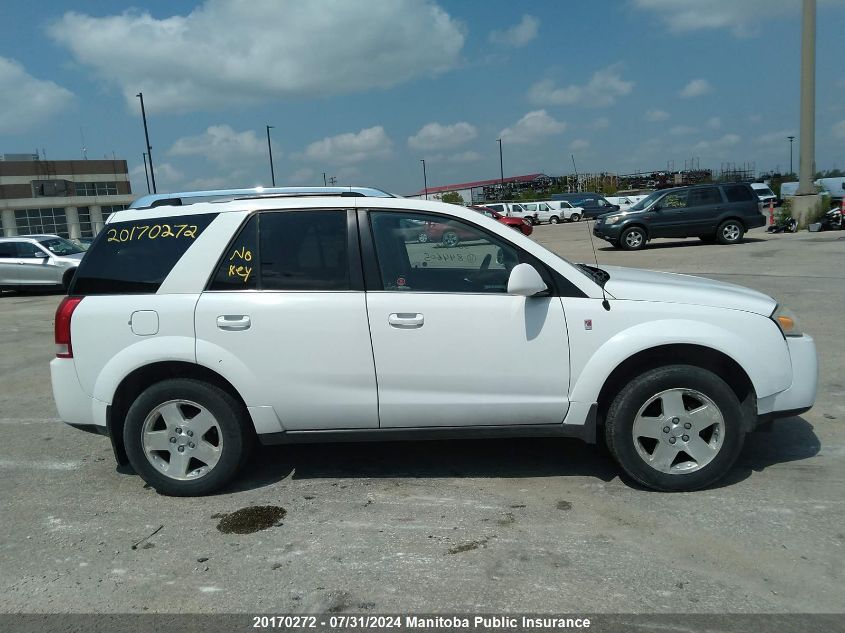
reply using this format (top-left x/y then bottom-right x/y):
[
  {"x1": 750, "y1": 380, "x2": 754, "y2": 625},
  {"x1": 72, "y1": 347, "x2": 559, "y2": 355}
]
[
  {"x1": 365, "y1": 209, "x2": 570, "y2": 428},
  {"x1": 0, "y1": 243, "x2": 19, "y2": 285},
  {"x1": 15, "y1": 242, "x2": 59, "y2": 285},
  {"x1": 196, "y1": 292, "x2": 378, "y2": 430}
]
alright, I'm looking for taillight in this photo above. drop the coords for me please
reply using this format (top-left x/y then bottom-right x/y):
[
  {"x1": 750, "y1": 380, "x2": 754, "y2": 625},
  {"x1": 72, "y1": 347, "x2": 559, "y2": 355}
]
[{"x1": 55, "y1": 296, "x2": 83, "y2": 358}]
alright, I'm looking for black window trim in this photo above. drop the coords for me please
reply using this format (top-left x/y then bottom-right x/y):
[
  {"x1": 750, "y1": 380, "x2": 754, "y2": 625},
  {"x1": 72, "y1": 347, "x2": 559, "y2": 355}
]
[
  {"x1": 358, "y1": 207, "x2": 586, "y2": 298},
  {"x1": 203, "y1": 207, "x2": 364, "y2": 293}
]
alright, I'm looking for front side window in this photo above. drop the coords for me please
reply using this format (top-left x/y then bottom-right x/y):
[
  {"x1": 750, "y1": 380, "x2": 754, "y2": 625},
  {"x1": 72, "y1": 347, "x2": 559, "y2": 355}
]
[
  {"x1": 659, "y1": 192, "x2": 688, "y2": 209},
  {"x1": 369, "y1": 211, "x2": 520, "y2": 293},
  {"x1": 16, "y1": 241, "x2": 47, "y2": 258}
]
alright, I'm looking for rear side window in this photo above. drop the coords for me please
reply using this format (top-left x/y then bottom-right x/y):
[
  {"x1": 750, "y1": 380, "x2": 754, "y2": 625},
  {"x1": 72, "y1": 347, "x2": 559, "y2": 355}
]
[
  {"x1": 209, "y1": 215, "x2": 259, "y2": 291},
  {"x1": 0, "y1": 243, "x2": 17, "y2": 257},
  {"x1": 71, "y1": 213, "x2": 216, "y2": 294},
  {"x1": 723, "y1": 185, "x2": 754, "y2": 202}
]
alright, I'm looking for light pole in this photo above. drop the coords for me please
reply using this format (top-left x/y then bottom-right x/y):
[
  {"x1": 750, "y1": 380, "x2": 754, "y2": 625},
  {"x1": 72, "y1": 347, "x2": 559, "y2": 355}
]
[
  {"x1": 497, "y1": 139, "x2": 504, "y2": 187},
  {"x1": 797, "y1": 0, "x2": 816, "y2": 195},
  {"x1": 420, "y1": 159, "x2": 428, "y2": 200},
  {"x1": 323, "y1": 172, "x2": 327, "y2": 186},
  {"x1": 136, "y1": 92, "x2": 156, "y2": 193},
  {"x1": 266, "y1": 125, "x2": 276, "y2": 187},
  {"x1": 787, "y1": 135, "x2": 795, "y2": 175},
  {"x1": 142, "y1": 153, "x2": 151, "y2": 194}
]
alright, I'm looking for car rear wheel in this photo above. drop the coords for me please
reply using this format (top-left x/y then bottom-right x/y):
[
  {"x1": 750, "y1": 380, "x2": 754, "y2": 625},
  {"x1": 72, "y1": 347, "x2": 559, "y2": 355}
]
[
  {"x1": 549, "y1": 216, "x2": 560, "y2": 224},
  {"x1": 620, "y1": 226, "x2": 646, "y2": 250},
  {"x1": 124, "y1": 379, "x2": 252, "y2": 496},
  {"x1": 569, "y1": 213, "x2": 581, "y2": 223},
  {"x1": 717, "y1": 220, "x2": 744, "y2": 245},
  {"x1": 442, "y1": 230, "x2": 460, "y2": 247},
  {"x1": 604, "y1": 365, "x2": 745, "y2": 491}
]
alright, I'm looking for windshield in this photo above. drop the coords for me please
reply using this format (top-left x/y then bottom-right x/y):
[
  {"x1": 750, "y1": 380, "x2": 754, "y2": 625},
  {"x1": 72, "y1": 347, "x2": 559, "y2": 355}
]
[
  {"x1": 628, "y1": 190, "x2": 665, "y2": 211},
  {"x1": 37, "y1": 237, "x2": 85, "y2": 256},
  {"x1": 754, "y1": 187, "x2": 775, "y2": 197}
]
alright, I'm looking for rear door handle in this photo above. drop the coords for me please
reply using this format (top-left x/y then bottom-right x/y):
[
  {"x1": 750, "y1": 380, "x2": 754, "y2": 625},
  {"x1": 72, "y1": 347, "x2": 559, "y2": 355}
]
[
  {"x1": 217, "y1": 315, "x2": 251, "y2": 331},
  {"x1": 388, "y1": 313, "x2": 424, "y2": 329}
]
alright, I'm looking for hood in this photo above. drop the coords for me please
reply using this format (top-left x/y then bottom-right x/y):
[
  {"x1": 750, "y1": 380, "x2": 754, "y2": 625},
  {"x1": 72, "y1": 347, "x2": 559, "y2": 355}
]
[{"x1": 601, "y1": 265, "x2": 776, "y2": 315}]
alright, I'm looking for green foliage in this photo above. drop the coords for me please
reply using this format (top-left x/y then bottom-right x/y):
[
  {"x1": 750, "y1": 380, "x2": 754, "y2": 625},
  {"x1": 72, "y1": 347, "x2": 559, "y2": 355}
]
[{"x1": 440, "y1": 191, "x2": 465, "y2": 205}]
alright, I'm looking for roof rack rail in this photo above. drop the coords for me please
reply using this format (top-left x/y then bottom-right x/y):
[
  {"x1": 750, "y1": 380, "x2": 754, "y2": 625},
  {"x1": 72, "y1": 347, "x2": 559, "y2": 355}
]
[{"x1": 129, "y1": 186, "x2": 395, "y2": 209}]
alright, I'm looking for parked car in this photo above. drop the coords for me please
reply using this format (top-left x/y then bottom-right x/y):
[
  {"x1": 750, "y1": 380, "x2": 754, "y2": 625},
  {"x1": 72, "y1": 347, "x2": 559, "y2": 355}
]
[
  {"x1": 0, "y1": 235, "x2": 84, "y2": 291},
  {"x1": 471, "y1": 206, "x2": 533, "y2": 236},
  {"x1": 482, "y1": 202, "x2": 539, "y2": 225},
  {"x1": 51, "y1": 187, "x2": 817, "y2": 495},
  {"x1": 519, "y1": 201, "x2": 577, "y2": 224},
  {"x1": 544, "y1": 200, "x2": 585, "y2": 222},
  {"x1": 750, "y1": 183, "x2": 778, "y2": 207},
  {"x1": 592, "y1": 183, "x2": 767, "y2": 250},
  {"x1": 550, "y1": 192, "x2": 620, "y2": 219}
]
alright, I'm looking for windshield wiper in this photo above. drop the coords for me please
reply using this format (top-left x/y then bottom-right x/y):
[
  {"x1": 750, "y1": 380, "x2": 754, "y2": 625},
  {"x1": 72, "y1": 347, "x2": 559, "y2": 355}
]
[{"x1": 576, "y1": 263, "x2": 610, "y2": 287}]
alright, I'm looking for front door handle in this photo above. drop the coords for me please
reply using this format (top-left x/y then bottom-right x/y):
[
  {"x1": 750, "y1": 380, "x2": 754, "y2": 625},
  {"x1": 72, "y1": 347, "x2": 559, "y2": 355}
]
[
  {"x1": 217, "y1": 315, "x2": 251, "y2": 331},
  {"x1": 388, "y1": 313, "x2": 424, "y2": 329}
]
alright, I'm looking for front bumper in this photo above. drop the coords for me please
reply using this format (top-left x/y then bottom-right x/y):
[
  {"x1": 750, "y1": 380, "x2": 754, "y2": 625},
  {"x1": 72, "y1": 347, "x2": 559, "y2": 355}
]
[
  {"x1": 757, "y1": 334, "x2": 818, "y2": 418},
  {"x1": 593, "y1": 221, "x2": 623, "y2": 240}
]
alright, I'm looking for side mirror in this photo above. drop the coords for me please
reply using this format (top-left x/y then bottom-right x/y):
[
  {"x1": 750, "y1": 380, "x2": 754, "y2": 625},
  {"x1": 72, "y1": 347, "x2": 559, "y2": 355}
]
[
  {"x1": 34, "y1": 251, "x2": 49, "y2": 259},
  {"x1": 507, "y1": 263, "x2": 548, "y2": 297}
]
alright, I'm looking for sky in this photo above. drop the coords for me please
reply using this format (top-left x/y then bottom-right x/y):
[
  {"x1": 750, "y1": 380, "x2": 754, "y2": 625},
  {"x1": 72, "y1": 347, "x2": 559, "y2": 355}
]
[{"x1": 0, "y1": 0, "x2": 843, "y2": 197}]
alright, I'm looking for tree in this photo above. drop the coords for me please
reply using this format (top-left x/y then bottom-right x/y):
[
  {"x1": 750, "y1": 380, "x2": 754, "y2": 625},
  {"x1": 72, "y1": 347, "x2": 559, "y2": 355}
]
[{"x1": 440, "y1": 191, "x2": 465, "y2": 205}]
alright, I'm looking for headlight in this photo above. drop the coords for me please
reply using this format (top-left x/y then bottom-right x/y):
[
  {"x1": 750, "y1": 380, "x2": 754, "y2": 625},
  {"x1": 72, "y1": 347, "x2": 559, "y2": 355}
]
[
  {"x1": 772, "y1": 304, "x2": 802, "y2": 337},
  {"x1": 606, "y1": 215, "x2": 621, "y2": 224}
]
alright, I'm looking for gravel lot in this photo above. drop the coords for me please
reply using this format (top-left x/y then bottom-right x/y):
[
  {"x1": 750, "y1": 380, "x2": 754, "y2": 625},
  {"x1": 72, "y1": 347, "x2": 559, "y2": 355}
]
[{"x1": 1, "y1": 225, "x2": 843, "y2": 615}]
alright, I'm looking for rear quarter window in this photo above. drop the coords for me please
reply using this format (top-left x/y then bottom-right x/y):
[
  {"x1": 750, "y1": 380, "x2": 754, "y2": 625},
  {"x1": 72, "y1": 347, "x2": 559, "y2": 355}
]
[
  {"x1": 723, "y1": 185, "x2": 755, "y2": 203},
  {"x1": 71, "y1": 213, "x2": 217, "y2": 294}
]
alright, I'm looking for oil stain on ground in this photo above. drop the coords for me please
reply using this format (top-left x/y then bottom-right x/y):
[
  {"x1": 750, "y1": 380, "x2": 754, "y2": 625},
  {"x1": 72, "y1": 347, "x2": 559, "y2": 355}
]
[
  {"x1": 448, "y1": 536, "x2": 493, "y2": 555},
  {"x1": 556, "y1": 500, "x2": 572, "y2": 511},
  {"x1": 215, "y1": 506, "x2": 287, "y2": 534}
]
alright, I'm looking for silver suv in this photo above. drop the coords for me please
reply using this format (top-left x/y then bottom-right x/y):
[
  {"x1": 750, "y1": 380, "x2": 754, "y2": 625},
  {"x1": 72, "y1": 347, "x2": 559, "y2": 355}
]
[{"x1": 0, "y1": 235, "x2": 84, "y2": 291}]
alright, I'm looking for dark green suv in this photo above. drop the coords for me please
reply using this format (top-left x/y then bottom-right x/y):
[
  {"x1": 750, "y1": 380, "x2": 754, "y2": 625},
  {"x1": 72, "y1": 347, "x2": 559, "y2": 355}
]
[{"x1": 593, "y1": 183, "x2": 767, "y2": 250}]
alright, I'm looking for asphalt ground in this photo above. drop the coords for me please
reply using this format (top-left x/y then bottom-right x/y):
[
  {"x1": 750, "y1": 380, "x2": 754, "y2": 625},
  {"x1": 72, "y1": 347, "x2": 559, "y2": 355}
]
[{"x1": 0, "y1": 224, "x2": 843, "y2": 615}]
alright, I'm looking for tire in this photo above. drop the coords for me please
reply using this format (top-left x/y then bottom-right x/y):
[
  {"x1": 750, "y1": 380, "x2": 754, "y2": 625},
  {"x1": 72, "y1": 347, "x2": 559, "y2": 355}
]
[
  {"x1": 620, "y1": 226, "x2": 646, "y2": 250},
  {"x1": 549, "y1": 216, "x2": 560, "y2": 224},
  {"x1": 716, "y1": 220, "x2": 744, "y2": 245},
  {"x1": 123, "y1": 379, "x2": 252, "y2": 496},
  {"x1": 441, "y1": 230, "x2": 460, "y2": 247},
  {"x1": 569, "y1": 213, "x2": 581, "y2": 223},
  {"x1": 604, "y1": 365, "x2": 746, "y2": 492}
]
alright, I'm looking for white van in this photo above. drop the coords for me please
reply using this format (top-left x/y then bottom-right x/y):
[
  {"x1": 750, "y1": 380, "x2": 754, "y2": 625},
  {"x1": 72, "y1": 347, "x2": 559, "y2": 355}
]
[
  {"x1": 750, "y1": 183, "x2": 777, "y2": 207},
  {"x1": 482, "y1": 202, "x2": 539, "y2": 224},
  {"x1": 543, "y1": 201, "x2": 584, "y2": 222}
]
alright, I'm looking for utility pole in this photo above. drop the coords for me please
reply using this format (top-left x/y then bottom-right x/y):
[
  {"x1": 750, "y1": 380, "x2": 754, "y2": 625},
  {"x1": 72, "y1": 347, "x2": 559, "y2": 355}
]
[
  {"x1": 266, "y1": 125, "x2": 276, "y2": 187},
  {"x1": 323, "y1": 172, "x2": 327, "y2": 186},
  {"x1": 497, "y1": 139, "x2": 504, "y2": 187},
  {"x1": 136, "y1": 92, "x2": 156, "y2": 193},
  {"x1": 420, "y1": 159, "x2": 428, "y2": 200},
  {"x1": 797, "y1": 0, "x2": 816, "y2": 195},
  {"x1": 787, "y1": 136, "x2": 796, "y2": 175},
  {"x1": 142, "y1": 153, "x2": 151, "y2": 194}
]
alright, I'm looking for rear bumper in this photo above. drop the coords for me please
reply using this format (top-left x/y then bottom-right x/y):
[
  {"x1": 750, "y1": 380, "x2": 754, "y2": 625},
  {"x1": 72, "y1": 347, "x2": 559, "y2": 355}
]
[
  {"x1": 757, "y1": 334, "x2": 818, "y2": 418},
  {"x1": 50, "y1": 358, "x2": 102, "y2": 428}
]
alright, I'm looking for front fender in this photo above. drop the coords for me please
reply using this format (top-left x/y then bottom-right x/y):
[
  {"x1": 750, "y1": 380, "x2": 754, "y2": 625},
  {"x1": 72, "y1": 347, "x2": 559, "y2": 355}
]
[{"x1": 568, "y1": 317, "x2": 792, "y2": 405}]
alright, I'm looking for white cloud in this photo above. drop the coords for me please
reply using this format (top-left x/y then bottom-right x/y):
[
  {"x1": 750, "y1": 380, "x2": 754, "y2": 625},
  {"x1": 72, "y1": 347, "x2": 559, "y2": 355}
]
[
  {"x1": 303, "y1": 126, "x2": 393, "y2": 165},
  {"x1": 499, "y1": 110, "x2": 566, "y2": 144},
  {"x1": 184, "y1": 176, "x2": 229, "y2": 190},
  {"x1": 48, "y1": 0, "x2": 465, "y2": 114},
  {"x1": 645, "y1": 109, "x2": 670, "y2": 122},
  {"x1": 569, "y1": 139, "x2": 590, "y2": 151},
  {"x1": 670, "y1": 125, "x2": 697, "y2": 136},
  {"x1": 680, "y1": 79, "x2": 712, "y2": 98},
  {"x1": 529, "y1": 64, "x2": 634, "y2": 107},
  {"x1": 168, "y1": 125, "x2": 266, "y2": 165},
  {"x1": 590, "y1": 117, "x2": 610, "y2": 130},
  {"x1": 755, "y1": 129, "x2": 797, "y2": 145},
  {"x1": 408, "y1": 122, "x2": 477, "y2": 150},
  {"x1": 130, "y1": 161, "x2": 185, "y2": 192},
  {"x1": 706, "y1": 116, "x2": 722, "y2": 130},
  {"x1": 833, "y1": 120, "x2": 845, "y2": 139},
  {"x1": 0, "y1": 57, "x2": 73, "y2": 134},
  {"x1": 693, "y1": 133, "x2": 741, "y2": 151},
  {"x1": 489, "y1": 15, "x2": 539, "y2": 47},
  {"x1": 631, "y1": 0, "x2": 817, "y2": 36}
]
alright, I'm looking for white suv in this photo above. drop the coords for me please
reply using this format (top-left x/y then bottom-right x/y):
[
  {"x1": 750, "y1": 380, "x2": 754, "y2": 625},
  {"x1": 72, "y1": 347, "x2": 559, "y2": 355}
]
[{"x1": 51, "y1": 187, "x2": 818, "y2": 496}]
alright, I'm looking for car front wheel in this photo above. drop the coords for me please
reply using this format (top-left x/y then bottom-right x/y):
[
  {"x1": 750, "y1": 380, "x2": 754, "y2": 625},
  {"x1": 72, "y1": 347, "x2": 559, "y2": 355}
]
[
  {"x1": 620, "y1": 226, "x2": 646, "y2": 250},
  {"x1": 549, "y1": 216, "x2": 560, "y2": 224},
  {"x1": 717, "y1": 220, "x2": 744, "y2": 244},
  {"x1": 604, "y1": 365, "x2": 745, "y2": 491},
  {"x1": 569, "y1": 213, "x2": 581, "y2": 222},
  {"x1": 124, "y1": 379, "x2": 252, "y2": 496},
  {"x1": 441, "y1": 231, "x2": 460, "y2": 247}
]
